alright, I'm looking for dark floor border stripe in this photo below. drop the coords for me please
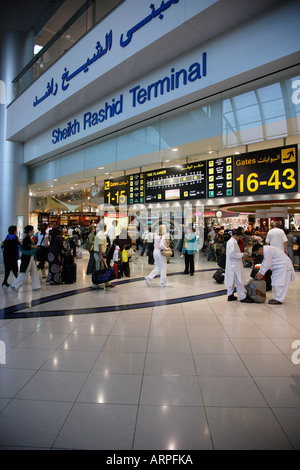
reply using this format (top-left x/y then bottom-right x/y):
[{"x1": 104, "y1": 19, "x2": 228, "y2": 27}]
[
  {"x1": 0, "y1": 288, "x2": 227, "y2": 319},
  {"x1": 0, "y1": 268, "x2": 220, "y2": 318}
]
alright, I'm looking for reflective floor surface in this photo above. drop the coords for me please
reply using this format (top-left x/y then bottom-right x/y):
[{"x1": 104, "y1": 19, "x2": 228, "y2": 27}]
[{"x1": 0, "y1": 249, "x2": 300, "y2": 450}]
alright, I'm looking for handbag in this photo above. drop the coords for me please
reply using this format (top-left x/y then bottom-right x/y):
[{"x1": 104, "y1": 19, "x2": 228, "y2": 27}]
[
  {"x1": 121, "y1": 248, "x2": 128, "y2": 262},
  {"x1": 161, "y1": 248, "x2": 172, "y2": 257},
  {"x1": 18, "y1": 244, "x2": 39, "y2": 256}
]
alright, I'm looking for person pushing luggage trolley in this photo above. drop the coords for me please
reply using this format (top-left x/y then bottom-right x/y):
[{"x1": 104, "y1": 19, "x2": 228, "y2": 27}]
[{"x1": 252, "y1": 244, "x2": 295, "y2": 305}]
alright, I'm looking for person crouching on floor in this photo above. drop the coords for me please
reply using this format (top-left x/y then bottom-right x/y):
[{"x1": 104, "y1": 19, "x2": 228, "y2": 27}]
[{"x1": 252, "y1": 243, "x2": 295, "y2": 305}]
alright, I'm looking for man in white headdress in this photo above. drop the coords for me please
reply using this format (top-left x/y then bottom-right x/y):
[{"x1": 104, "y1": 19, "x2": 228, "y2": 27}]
[{"x1": 252, "y1": 244, "x2": 295, "y2": 305}]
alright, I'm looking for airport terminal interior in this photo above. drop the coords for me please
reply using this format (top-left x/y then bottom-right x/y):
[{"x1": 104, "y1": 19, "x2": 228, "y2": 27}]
[
  {"x1": 1, "y1": 0, "x2": 300, "y2": 451},
  {"x1": 0, "y1": 245, "x2": 300, "y2": 450}
]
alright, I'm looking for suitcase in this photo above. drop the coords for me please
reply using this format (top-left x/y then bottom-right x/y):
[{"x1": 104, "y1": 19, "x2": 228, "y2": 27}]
[
  {"x1": 246, "y1": 279, "x2": 266, "y2": 303},
  {"x1": 113, "y1": 261, "x2": 123, "y2": 279},
  {"x1": 212, "y1": 268, "x2": 224, "y2": 284},
  {"x1": 64, "y1": 253, "x2": 74, "y2": 265},
  {"x1": 218, "y1": 253, "x2": 226, "y2": 269},
  {"x1": 62, "y1": 263, "x2": 77, "y2": 284},
  {"x1": 92, "y1": 267, "x2": 116, "y2": 285}
]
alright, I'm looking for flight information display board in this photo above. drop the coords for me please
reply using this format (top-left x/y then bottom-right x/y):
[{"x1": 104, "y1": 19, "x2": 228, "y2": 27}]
[
  {"x1": 207, "y1": 156, "x2": 233, "y2": 198},
  {"x1": 104, "y1": 145, "x2": 298, "y2": 205},
  {"x1": 145, "y1": 162, "x2": 206, "y2": 203},
  {"x1": 234, "y1": 145, "x2": 298, "y2": 197},
  {"x1": 104, "y1": 173, "x2": 144, "y2": 205}
]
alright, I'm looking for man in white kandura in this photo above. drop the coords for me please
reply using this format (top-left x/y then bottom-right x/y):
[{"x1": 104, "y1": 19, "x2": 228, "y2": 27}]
[
  {"x1": 265, "y1": 221, "x2": 288, "y2": 254},
  {"x1": 252, "y1": 243, "x2": 295, "y2": 305},
  {"x1": 225, "y1": 227, "x2": 253, "y2": 303}
]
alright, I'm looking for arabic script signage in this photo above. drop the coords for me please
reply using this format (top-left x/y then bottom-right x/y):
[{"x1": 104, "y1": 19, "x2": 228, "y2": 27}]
[
  {"x1": 234, "y1": 146, "x2": 298, "y2": 196},
  {"x1": 33, "y1": 0, "x2": 180, "y2": 107},
  {"x1": 104, "y1": 145, "x2": 298, "y2": 205}
]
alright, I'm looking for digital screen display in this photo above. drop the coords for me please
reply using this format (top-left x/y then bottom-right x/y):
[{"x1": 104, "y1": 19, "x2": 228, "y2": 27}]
[
  {"x1": 104, "y1": 145, "x2": 298, "y2": 205},
  {"x1": 207, "y1": 157, "x2": 233, "y2": 198},
  {"x1": 145, "y1": 162, "x2": 206, "y2": 203}
]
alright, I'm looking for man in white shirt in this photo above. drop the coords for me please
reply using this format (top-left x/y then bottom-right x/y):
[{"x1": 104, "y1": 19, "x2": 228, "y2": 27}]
[
  {"x1": 225, "y1": 227, "x2": 253, "y2": 302},
  {"x1": 253, "y1": 243, "x2": 295, "y2": 304},
  {"x1": 265, "y1": 221, "x2": 288, "y2": 254},
  {"x1": 93, "y1": 223, "x2": 114, "y2": 289}
]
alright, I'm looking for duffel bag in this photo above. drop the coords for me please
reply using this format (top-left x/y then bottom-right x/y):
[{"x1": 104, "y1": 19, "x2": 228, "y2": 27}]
[
  {"x1": 92, "y1": 267, "x2": 116, "y2": 285},
  {"x1": 246, "y1": 279, "x2": 266, "y2": 303}
]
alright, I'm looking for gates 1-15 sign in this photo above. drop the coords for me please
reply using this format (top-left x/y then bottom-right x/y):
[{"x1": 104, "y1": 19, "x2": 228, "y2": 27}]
[{"x1": 234, "y1": 146, "x2": 298, "y2": 196}]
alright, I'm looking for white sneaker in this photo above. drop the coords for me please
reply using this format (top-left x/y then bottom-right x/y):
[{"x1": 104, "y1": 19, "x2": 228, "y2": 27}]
[
  {"x1": 160, "y1": 283, "x2": 170, "y2": 287},
  {"x1": 9, "y1": 286, "x2": 17, "y2": 293},
  {"x1": 145, "y1": 277, "x2": 151, "y2": 287}
]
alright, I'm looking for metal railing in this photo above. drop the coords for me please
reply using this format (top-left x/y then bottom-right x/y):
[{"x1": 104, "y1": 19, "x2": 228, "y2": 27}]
[{"x1": 12, "y1": 0, "x2": 123, "y2": 101}]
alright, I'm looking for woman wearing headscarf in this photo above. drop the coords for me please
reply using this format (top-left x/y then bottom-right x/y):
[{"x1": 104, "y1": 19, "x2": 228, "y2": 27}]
[{"x1": 46, "y1": 226, "x2": 67, "y2": 285}]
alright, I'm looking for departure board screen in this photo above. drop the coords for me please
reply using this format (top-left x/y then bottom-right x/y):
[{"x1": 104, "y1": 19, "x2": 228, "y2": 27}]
[
  {"x1": 104, "y1": 173, "x2": 144, "y2": 206},
  {"x1": 104, "y1": 145, "x2": 298, "y2": 205},
  {"x1": 145, "y1": 162, "x2": 206, "y2": 203},
  {"x1": 207, "y1": 156, "x2": 233, "y2": 198}
]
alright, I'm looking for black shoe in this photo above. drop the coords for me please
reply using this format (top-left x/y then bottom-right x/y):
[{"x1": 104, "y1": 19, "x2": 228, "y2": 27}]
[
  {"x1": 240, "y1": 296, "x2": 254, "y2": 303},
  {"x1": 2, "y1": 282, "x2": 10, "y2": 287},
  {"x1": 190, "y1": 273, "x2": 194, "y2": 276},
  {"x1": 227, "y1": 294, "x2": 237, "y2": 301},
  {"x1": 183, "y1": 271, "x2": 189, "y2": 274}
]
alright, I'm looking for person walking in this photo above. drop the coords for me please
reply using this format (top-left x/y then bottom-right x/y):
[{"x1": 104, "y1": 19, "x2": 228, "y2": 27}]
[
  {"x1": 36, "y1": 223, "x2": 49, "y2": 278},
  {"x1": 182, "y1": 225, "x2": 197, "y2": 276},
  {"x1": 145, "y1": 227, "x2": 155, "y2": 265},
  {"x1": 145, "y1": 224, "x2": 170, "y2": 287},
  {"x1": 2, "y1": 225, "x2": 19, "y2": 287},
  {"x1": 252, "y1": 243, "x2": 295, "y2": 304},
  {"x1": 225, "y1": 227, "x2": 253, "y2": 302},
  {"x1": 9, "y1": 225, "x2": 41, "y2": 293}
]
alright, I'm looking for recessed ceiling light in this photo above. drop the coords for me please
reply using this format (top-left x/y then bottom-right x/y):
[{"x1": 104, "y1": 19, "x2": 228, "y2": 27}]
[
  {"x1": 172, "y1": 148, "x2": 178, "y2": 151},
  {"x1": 98, "y1": 166, "x2": 104, "y2": 169}
]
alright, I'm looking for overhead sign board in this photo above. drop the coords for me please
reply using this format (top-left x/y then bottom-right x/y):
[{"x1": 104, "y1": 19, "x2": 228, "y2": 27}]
[
  {"x1": 104, "y1": 145, "x2": 298, "y2": 205},
  {"x1": 234, "y1": 145, "x2": 298, "y2": 196}
]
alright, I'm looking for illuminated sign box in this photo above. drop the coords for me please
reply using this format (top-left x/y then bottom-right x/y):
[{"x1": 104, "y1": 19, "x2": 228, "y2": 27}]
[{"x1": 104, "y1": 145, "x2": 298, "y2": 205}]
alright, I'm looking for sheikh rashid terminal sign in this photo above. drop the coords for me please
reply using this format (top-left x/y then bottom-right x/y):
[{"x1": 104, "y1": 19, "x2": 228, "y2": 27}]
[{"x1": 104, "y1": 145, "x2": 298, "y2": 205}]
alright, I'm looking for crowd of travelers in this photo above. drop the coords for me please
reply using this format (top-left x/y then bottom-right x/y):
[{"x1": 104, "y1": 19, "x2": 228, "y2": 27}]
[{"x1": 1, "y1": 219, "x2": 299, "y2": 303}]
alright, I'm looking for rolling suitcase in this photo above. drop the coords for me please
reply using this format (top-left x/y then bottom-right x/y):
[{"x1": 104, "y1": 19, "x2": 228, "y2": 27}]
[
  {"x1": 113, "y1": 261, "x2": 123, "y2": 279},
  {"x1": 92, "y1": 267, "x2": 116, "y2": 285},
  {"x1": 62, "y1": 263, "x2": 77, "y2": 284},
  {"x1": 246, "y1": 279, "x2": 266, "y2": 303},
  {"x1": 212, "y1": 268, "x2": 224, "y2": 284}
]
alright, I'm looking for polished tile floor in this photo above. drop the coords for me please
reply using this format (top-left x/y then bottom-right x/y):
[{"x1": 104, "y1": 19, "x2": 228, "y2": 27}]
[{"x1": 0, "y1": 249, "x2": 300, "y2": 450}]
